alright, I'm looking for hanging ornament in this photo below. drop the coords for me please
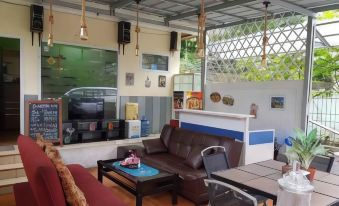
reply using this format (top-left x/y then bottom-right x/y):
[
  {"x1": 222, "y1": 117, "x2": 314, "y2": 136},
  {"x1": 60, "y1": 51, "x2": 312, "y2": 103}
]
[
  {"x1": 197, "y1": 0, "x2": 206, "y2": 58},
  {"x1": 47, "y1": 0, "x2": 54, "y2": 47},
  {"x1": 261, "y1": 0, "x2": 270, "y2": 69},
  {"x1": 135, "y1": 0, "x2": 141, "y2": 56},
  {"x1": 80, "y1": 0, "x2": 88, "y2": 40}
]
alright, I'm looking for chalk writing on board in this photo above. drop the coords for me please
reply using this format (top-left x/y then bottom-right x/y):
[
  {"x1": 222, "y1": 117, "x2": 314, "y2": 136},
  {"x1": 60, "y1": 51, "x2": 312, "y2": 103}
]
[{"x1": 28, "y1": 101, "x2": 61, "y2": 141}]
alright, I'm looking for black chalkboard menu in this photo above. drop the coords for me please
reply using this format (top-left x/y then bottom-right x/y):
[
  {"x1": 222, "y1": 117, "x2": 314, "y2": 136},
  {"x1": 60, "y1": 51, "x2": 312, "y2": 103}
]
[{"x1": 25, "y1": 99, "x2": 62, "y2": 145}]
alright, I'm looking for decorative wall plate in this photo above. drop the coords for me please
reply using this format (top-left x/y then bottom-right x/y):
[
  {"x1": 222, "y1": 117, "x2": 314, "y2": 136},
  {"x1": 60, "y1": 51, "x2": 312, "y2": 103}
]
[
  {"x1": 222, "y1": 95, "x2": 234, "y2": 106},
  {"x1": 210, "y1": 92, "x2": 221, "y2": 103}
]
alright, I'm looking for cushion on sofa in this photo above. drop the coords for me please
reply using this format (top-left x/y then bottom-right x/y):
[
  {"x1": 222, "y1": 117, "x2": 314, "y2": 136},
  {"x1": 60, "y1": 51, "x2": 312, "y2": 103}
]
[
  {"x1": 56, "y1": 163, "x2": 88, "y2": 206},
  {"x1": 160, "y1": 124, "x2": 174, "y2": 147},
  {"x1": 184, "y1": 146, "x2": 204, "y2": 169},
  {"x1": 143, "y1": 138, "x2": 167, "y2": 154},
  {"x1": 18, "y1": 135, "x2": 66, "y2": 206},
  {"x1": 67, "y1": 164, "x2": 126, "y2": 206}
]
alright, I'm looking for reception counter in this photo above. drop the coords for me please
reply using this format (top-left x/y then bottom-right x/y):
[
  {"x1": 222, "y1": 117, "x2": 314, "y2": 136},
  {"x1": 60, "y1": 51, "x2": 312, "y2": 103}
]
[{"x1": 177, "y1": 109, "x2": 274, "y2": 165}]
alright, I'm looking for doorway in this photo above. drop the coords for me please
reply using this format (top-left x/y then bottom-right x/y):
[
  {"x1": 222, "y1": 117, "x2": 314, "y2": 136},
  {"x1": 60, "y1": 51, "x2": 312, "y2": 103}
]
[{"x1": 0, "y1": 37, "x2": 20, "y2": 146}]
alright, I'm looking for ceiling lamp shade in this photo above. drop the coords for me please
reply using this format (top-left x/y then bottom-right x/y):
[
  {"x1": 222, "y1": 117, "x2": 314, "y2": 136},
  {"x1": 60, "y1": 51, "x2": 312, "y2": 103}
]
[
  {"x1": 135, "y1": 0, "x2": 141, "y2": 56},
  {"x1": 197, "y1": 0, "x2": 206, "y2": 59},
  {"x1": 47, "y1": 0, "x2": 54, "y2": 47},
  {"x1": 261, "y1": 0, "x2": 270, "y2": 69},
  {"x1": 80, "y1": 0, "x2": 88, "y2": 40}
]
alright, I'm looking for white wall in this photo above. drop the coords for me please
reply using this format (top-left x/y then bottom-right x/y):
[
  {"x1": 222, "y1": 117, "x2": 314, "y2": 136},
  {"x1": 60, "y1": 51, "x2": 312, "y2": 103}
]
[
  {"x1": 0, "y1": 1, "x2": 181, "y2": 133},
  {"x1": 205, "y1": 80, "x2": 304, "y2": 142}
]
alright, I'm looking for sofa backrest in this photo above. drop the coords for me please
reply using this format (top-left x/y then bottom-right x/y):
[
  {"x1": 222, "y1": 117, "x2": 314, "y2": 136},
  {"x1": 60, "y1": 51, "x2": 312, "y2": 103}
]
[
  {"x1": 17, "y1": 135, "x2": 66, "y2": 206},
  {"x1": 166, "y1": 126, "x2": 243, "y2": 167}
]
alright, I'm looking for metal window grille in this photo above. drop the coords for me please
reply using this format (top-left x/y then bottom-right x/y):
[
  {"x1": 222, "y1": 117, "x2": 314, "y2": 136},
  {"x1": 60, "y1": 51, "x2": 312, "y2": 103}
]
[{"x1": 206, "y1": 12, "x2": 307, "y2": 83}]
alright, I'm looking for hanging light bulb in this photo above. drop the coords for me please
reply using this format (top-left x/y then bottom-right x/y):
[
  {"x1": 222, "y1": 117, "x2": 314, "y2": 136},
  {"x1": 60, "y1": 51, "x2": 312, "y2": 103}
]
[
  {"x1": 261, "y1": 0, "x2": 270, "y2": 69},
  {"x1": 47, "y1": 0, "x2": 54, "y2": 47},
  {"x1": 80, "y1": 0, "x2": 88, "y2": 40},
  {"x1": 135, "y1": 0, "x2": 141, "y2": 56},
  {"x1": 197, "y1": 0, "x2": 206, "y2": 59}
]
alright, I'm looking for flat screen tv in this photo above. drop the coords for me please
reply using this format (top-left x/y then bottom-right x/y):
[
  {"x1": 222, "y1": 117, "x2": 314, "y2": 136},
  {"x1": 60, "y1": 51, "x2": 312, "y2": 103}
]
[{"x1": 68, "y1": 98, "x2": 104, "y2": 120}]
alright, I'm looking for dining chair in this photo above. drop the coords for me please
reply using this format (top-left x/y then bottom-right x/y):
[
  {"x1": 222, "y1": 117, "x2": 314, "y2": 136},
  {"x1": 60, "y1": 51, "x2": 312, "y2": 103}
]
[
  {"x1": 204, "y1": 179, "x2": 258, "y2": 206},
  {"x1": 327, "y1": 200, "x2": 339, "y2": 206},
  {"x1": 201, "y1": 146, "x2": 268, "y2": 206},
  {"x1": 201, "y1": 146, "x2": 230, "y2": 178},
  {"x1": 310, "y1": 155, "x2": 335, "y2": 173}
]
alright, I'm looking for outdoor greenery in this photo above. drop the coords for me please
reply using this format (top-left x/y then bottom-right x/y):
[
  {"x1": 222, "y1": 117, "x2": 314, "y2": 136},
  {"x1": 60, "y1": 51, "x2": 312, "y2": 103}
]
[
  {"x1": 180, "y1": 10, "x2": 339, "y2": 97},
  {"x1": 287, "y1": 128, "x2": 327, "y2": 169},
  {"x1": 180, "y1": 38, "x2": 201, "y2": 74}
]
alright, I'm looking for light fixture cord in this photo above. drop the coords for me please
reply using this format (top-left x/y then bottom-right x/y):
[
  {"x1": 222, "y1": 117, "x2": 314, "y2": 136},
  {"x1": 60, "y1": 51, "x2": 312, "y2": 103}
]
[
  {"x1": 49, "y1": 0, "x2": 53, "y2": 34},
  {"x1": 136, "y1": 2, "x2": 139, "y2": 48},
  {"x1": 262, "y1": 1, "x2": 270, "y2": 67},
  {"x1": 81, "y1": 0, "x2": 87, "y2": 28}
]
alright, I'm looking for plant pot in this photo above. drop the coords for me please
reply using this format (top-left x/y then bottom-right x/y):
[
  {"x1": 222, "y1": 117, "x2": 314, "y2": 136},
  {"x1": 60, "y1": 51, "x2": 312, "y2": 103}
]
[
  {"x1": 307, "y1": 167, "x2": 316, "y2": 181},
  {"x1": 282, "y1": 164, "x2": 292, "y2": 174}
]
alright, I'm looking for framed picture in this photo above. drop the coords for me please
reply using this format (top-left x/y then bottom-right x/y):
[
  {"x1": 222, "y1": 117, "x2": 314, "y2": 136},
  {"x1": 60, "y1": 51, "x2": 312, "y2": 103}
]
[
  {"x1": 158, "y1": 75, "x2": 166, "y2": 87},
  {"x1": 270, "y1": 96, "x2": 285, "y2": 110},
  {"x1": 126, "y1": 73, "x2": 134, "y2": 86}
]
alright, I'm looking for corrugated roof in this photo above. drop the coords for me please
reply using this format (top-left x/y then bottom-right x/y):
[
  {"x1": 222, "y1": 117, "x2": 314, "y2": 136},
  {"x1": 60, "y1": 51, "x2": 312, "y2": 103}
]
[{"x1": 50, "y1": 0, "x2": 339, "y2": 32}]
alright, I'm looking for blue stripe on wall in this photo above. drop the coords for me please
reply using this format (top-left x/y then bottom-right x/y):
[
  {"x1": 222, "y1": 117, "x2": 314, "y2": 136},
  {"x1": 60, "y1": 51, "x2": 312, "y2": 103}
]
[
  {"x1": 249, "y1": 131, "x2": 274, "y2": 145},
  {"x1": 181, "y1": 122, "x2": 244, "y2": 141}
]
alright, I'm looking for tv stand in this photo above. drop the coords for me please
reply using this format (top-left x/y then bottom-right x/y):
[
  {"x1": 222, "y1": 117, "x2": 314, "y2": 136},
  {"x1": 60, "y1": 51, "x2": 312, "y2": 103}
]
[{"x1": 63, "y1": 119, "x2": 125, "y2": 144}]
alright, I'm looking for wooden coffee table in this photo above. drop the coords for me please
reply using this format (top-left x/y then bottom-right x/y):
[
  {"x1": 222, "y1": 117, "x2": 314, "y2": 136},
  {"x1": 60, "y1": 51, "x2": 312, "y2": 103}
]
[{"x1": 97, "y1": 158, "x2": 178, "y2": 206}]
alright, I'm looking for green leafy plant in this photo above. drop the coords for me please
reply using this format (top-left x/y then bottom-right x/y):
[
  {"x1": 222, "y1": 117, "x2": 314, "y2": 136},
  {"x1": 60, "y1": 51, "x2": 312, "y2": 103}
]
[{"x1": 287, "y1": 128, "x2": 327, "y2": 169}]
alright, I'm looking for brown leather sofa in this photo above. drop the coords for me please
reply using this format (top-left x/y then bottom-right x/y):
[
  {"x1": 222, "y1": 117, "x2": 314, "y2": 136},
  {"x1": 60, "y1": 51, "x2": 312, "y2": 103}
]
[{"x1": 142, "y1": 124, "x2": 243, "y2": 205}]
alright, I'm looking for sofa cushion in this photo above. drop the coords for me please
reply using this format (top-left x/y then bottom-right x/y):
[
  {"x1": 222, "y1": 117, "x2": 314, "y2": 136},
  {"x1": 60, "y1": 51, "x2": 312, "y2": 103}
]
[
  {"x1": 184, "y1": 146, "x2": 204, "y2": 169},
  {"x1": 55, "y1": 162, "x2": 88, "y2": 206},
  {"x1": 67, "y1": 164, "x2": 126, "y2": 206},
  {"x1": 160, "y1": 124, "x2": 173, "y2": 147},
  {"x1": 168, "y1": 129, "x2": 194, "y2": 159},
  {"x1": 143, "y1": 138, "x2": 167, "y2": 154},
  {"x1": 17, "y1": 135, "x2": 66, "y2": 206},
  {"x1": 143, "y1": 153, "x2": 206, "y2": 181},
  {"x1": 13, "y1": 182, "x2": 38, "y2": 206}
]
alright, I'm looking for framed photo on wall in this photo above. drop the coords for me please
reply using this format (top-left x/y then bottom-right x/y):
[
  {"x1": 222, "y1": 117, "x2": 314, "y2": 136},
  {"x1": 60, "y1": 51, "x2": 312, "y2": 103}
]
[
  {"x1": 126, "y1": 73, "x2": 134, "y2": 86},
  {"x1": 270, "y1": 96, "x2": 285, "y2": 110},
  {"x1": 158, "y1": 75, "x2": 166, "y2": 87}
]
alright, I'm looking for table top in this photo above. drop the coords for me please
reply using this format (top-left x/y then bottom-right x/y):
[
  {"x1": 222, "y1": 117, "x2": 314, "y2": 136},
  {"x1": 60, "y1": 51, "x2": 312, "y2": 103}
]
[
  {"x1": 212, "y1": 160, "x2": 339, "y2": 206},
  {"x1": 98, "y1": 158, "x2": 175, "y2": 184}
]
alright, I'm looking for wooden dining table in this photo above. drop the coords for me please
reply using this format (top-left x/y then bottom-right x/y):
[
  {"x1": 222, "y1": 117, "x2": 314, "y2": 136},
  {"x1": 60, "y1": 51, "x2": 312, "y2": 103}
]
[{"x1": 211, "y1": 160, "x2": 339, "y2": 206}]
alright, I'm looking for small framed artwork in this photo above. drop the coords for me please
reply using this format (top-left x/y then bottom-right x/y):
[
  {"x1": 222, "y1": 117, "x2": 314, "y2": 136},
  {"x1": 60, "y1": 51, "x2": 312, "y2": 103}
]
[
  {"x1": 158, "y1": 75, "x2": 166, "y2": 87},
  {"x1": 126, "y1": 73, "x2": 134, "y2": 86},
  {"x1": 270, "y1": 96, "x2": 285, "y2": 110}
]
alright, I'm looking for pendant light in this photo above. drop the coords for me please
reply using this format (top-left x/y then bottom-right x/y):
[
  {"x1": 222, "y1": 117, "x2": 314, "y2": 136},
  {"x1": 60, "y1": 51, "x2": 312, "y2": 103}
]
[
  {"x1": 197, "y1": 0, "x2": 206, "y2": 58},
  {"x1": 135, "y1": 0, "x2": 141, "y2": 56},
  {"x1": 47, "y1": 0, "x2": 54, "y2": 47},
  {"x1": 261, "y1": 0, "x2": 270, "y2": 68},
  {"x1": 80, "y1": 0, "x2": 88, "y2": 40}
]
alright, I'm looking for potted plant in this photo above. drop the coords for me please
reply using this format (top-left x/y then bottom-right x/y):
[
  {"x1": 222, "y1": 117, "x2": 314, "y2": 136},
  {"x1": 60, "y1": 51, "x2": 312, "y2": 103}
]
[{"x1": 287, "y1": 128, "x2": 327, "y2": 180}]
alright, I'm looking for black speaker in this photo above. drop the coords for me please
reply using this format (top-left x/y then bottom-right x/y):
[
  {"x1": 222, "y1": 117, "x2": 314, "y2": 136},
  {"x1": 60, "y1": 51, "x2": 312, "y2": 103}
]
[
  {"x1": 118, "y1": 21, "x2": 131, "y2": 44},
  {"x1": 170, "y1": 31, "x2": 178, "y2": 51},
  {"x1": 30, "y1": 5, "x2": 44, "y2": 33}
]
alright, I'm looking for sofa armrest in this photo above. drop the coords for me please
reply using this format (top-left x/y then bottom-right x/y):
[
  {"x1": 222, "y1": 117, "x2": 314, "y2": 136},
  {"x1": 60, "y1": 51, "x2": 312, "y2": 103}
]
[{"x1": 143, "y1": 138, "x2": 167, "y2": 154}]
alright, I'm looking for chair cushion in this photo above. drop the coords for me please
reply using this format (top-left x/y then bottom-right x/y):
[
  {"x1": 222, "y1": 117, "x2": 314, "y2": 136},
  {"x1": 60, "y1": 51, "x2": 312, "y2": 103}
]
[
  {"x1": 143, "y1": 138, "x2": 167, "y2": 154},
  {"x1": 67, "y1": 164, "x2": 126, "y2": 206},
  {"x1": 17, "y1": 135, "x2": 66, "y2": 206}
]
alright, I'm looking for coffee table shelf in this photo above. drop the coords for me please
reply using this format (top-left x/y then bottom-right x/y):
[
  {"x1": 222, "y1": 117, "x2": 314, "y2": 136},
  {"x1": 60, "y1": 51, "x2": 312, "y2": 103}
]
[{"x1": 97, "y1": 158, "x2": 178, "y2": 206}]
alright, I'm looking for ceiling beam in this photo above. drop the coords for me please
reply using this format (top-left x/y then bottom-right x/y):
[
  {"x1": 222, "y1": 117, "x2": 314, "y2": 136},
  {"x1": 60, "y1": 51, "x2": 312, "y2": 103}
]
[
  {"x1": 270, "y1": 0, "x2": 315, "y2": 17},
  {"x1": 110, "y1": 0, "x2": 135, "y2": 10},
  {"x1": 165, "y1": 0, "x2": 256, "y2": 22}
]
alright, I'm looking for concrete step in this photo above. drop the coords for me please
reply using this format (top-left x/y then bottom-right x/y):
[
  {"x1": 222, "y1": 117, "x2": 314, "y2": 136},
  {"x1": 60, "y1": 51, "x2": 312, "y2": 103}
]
[
  {"x1": 0, "y1": 163, "x2": 26, "y2": 180},
  {"x1": 0, "y1": 176, "x2": 27, "y2": 187},
  {"x1": 0, "y1": 145, "x2": 21, "y2": 165}
]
